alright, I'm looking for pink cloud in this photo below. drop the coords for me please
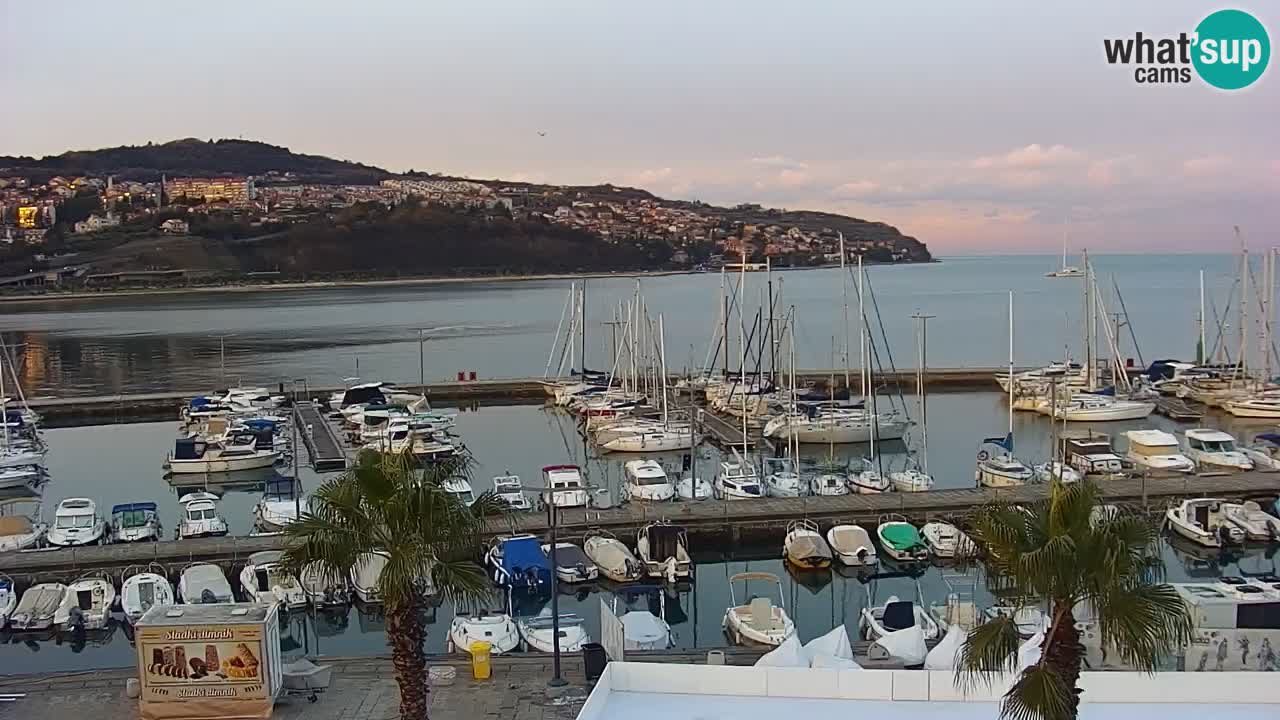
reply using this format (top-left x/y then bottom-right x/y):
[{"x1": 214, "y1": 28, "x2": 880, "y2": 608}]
[
  {"x1": 831, "y1": 180, "x2": 881, "y2": 198},
  {"x1": 1182, "y1": 155, "x2": 1231, "y2": 177},
  {"x1": 971, "y1": 143, "x2": 1082, "y2": 170}
]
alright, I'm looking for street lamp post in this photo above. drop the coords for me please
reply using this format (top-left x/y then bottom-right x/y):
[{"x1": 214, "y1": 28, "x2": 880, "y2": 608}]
[{"x1": 547, "y1": 497, "x2": 566, "y2": 688}]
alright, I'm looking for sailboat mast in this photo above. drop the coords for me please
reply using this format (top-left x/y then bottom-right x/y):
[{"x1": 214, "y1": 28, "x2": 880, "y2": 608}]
[
  {"x1": 1083, "y1": 249, "x2": 1094, "y2": 388},
  {"x1": 1239, "y1": 239, "x2": 1249, "y2": 381},
  {"x1": 913, "y1": 312, "x2": 933, "y2": 474},
  {"x1": 840, "y1": 233, "x2": 850, "y2": 389},
  {"x1": 0, "y1": 341, "x2": 7, "y2": 452},
  {"x1": 1062, "y1": 230, "x2": 1068, "y2": 271},
  {"x1": 1007, "y1": 290, "x2": 1015, "y2": 439},
  {"x1": 857, "y1": 254, "x2": 866, "y2": 398},
  {"x1": 580, "y1": 281, "x2": 588, "y2": 375},
  {"x1": 1198, "y1": 269, "x2": 1207, "y2": 364},
  {"x1": 658, "y1": 314, "x2": 669, "y2": 426}
]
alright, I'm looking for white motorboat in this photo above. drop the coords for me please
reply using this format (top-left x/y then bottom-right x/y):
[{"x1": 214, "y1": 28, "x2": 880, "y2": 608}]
[
  {"x1": 0, "y1": 464, "x2": 46, "y2": 489},
  {"x1": 1182, "y1": 429, "x2": 1253, "y2": 473},
  {"x1": 876, "y1": 516, "x2": 929, "y2": 562},
  {"x1": 179, "y1": 563, "x2": 234, "y2": 604},
  {"x1": 826, "y1": 524, "x2": 878, "y2": 567},
  {"x1": 714, "y1": 454, "x2": 764, "y2": 500},
  {"x1": 449, "y1": 611, "x2": 521, "y2": 655},
  {"x1": 583, "y1": 530, "x2": 644, "y2": 583},
  {"x1": 1033, "y1": 461, "x2": 1082, "y2": 484},
  {"x1": 1165, "y1": 498, "x2": 1246, "y2": 548},
  {"x1": 921, "y1": 521, "x2": 974, "y2": 559},
  {"x1": 165, "y1": 433, "x2": 280, "y2": 474},
  {"x1": 120, "y1": 566, "x2": 175, "y2": 624},
  {"x1": 109, "y1": 502, "x2": 162, "y2": 543},
  {"x1": 45, "y1": 498, "x2": 106, "y2": 547},
  {"x1": 492, "y1": 474, "x2": 534, "y2": 511},
  {"x1": 1125, "y1": 430, "x2": 1195, "y2": 476},
  {"x1": 622, "y1": 460, "x2": 676, "y2": 502},
  {"x1": 615, "y1": 585, "x2": 672, "y2": 650},
  {"x1": 518, "y1": 610, "x2": 590, "y2": 653},
  {"x1": 176, "y1": 492, "x2": 229, "y2": 539},
  {"x1": 722, "y1": 572, "x2": 795, "y2": 647},
  {"x1": 1052, "y1": 396, "x2": 1155, "y2": 422},
  {"x1": 810, "y1": 467, "x2": 851, "y2": 497},
  {"x1": 976, "y1": 453, "x2": 1034, "y2": 488},
  {"x1": 0, "y1": 496, "x2": 47, "y2": 552},
  {"x1": 0, "y1": 573, "x2": 15, "y2": 627},
  {"x1": 442, "y1": 477, "x2": 476, "y2": 506},
  {"x1": 636, "y1": 522, "x2": 692, "y2": 582},
  {"x1": 240, "y1": 550, "x2": 307, "y2": 608},
  {"x1": 55, "y1": 573, "x2": 116, "y2": 630},
  {"x1": 300, "y1": 562, "x2": 351, "y2": 607},
  {"x1": 350, "y1": 551, "x2": 390, "y2": 604},
  {"x1": 1224, "y1": 395, "x2": 1280, "y2": 419},
  {"x1": 8, "y1": 582, "x2": 65, "y2": 631},
  {"x1": 253, "y1": 478, "x2": 301, "y2": 532},
  {"x1": 220, "y1": 386, "x2": 284, "y2": 411},
  {"x1": 762, "y1": 457, "x2": 803, "y2": 497},
  {"x1": 783, "y1": 520, "x2": 833, "y2": 570},
  {"x1": 848, "y1": 458, "x2": 891, "y2": 494},
  {"x1": 1220, "y1": 501, "x2": 1280, "y2": 541},
  {"x1": 860, "y1": 594, "x2": 942, "y2": 643},
  {"x1": 1064, "y1": 432, "x2": 1126, "y2": 478},
  {"x1": 1242, "y1": 434, "x2": 1280, "y2": 471},
  {"x1": 541, "y1": 541, "x2": 599, "y2": 583},
  {"x1": 540, "y1": 465, "x2": 589, "y2": 509},
  {"x1": 0, "y1": 447, "x2": 44, "y2": 471},
  {"x1": 675, "y1": 475, "x2": 714, "y2": 501}
]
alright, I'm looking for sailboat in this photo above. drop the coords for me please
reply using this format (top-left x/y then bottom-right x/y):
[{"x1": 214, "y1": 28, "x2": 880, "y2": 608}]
[
  {"x1": 977, "y1": 292, "x2": 1033, "y2": 487},
  {"x1": 890, "y1": 314, "x2": 936, "y2": 492},
  {"x1": 1045, "y1": 232, "x2": 1084, "y2": 278}
]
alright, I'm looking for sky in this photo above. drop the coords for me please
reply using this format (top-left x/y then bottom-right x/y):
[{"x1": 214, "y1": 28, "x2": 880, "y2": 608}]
[{"x1": 2, "y1": 1, "x2": 1277, "y2": 254}]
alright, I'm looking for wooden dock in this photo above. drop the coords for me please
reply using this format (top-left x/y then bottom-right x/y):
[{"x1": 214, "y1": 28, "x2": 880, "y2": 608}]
[
  {"x1": 294, "y1": 401, "x2": 348, "y2": 471},
  {"x1": 697, "y1": 409, "x2": 754, "y2": 449},
  {"x1": 5, "y1": 471, "x2": 1278, "y2": 580},
  {"x1": 1155, "y1": 397, "x2": 1203, "y2": 422}
]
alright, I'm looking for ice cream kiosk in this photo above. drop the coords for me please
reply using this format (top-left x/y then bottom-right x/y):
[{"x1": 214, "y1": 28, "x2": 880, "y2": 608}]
[{"x1": 135, "y1": 602, "x2": 283, "y2": 720}]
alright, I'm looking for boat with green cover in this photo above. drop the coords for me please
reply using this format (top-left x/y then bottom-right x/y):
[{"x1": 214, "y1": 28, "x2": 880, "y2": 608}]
[{"x1": 876, "y1": 515, "x2": 928, "y2": 562}]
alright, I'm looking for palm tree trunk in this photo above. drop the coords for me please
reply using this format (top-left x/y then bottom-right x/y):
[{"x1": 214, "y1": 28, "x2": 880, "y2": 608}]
[
  {"x1": 386, "y1": 602, "x2": 429, "y2": 720},
  {"x1": 1044, "y1": 603, "x2": 1084, "y2": 718}
]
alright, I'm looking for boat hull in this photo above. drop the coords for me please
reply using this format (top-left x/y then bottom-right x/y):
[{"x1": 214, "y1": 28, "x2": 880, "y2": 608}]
[{"x1": 167, "y1": 453, "x2": 279, "y2": 474}]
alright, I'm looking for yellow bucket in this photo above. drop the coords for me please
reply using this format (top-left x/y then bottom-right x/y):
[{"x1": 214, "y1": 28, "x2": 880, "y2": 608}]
[{"x1": 470, "y1": 641, "x2": 492, "y2": 679}]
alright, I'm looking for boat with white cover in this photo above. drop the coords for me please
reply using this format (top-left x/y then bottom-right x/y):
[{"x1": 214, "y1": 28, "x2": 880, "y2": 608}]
[
  {"x1": 45, "y1": 498, "x2": 106, "y2": 547},
  {"x1": 636, "y1": 522, "x2": 691, "y2": 582},
  {"x1": 55, "y1": 572, "x2": 116, "y2": 630},
  {"x1": 518, "y1": 610, "x2": 590, "y2": 653},
  {"x1": 614, "y1": 585, "x2": 672, "y2": 650},
  {"x1": 826, "y1": 524, "x2": 878, "y2": 567},
  {"x1": 783, "y1": 520, "x2": 833, "y2": 569},
  {"x1": 722, "y1": 572, "x2": 795, "y2": 647},
  {"x1": 449, "y1": 611, "x2": 520, "y2": 654},
  {"x1": 622, "y1": 460, "x2": 675, "y2": 502},
  {"x1": 240, "y1": 550, "x2": 307, "y2": 608},
  {"x1": 179, "y1": 563, "x2": 234, "y2": 604},
  {"x1": 1125, "y1": 430, "x2": 1195, "y2": 476},
  {"x1": 540, "y1": 465, "x2": 589, "y2": 509},
  {"x1": 541, "y1": 542, "x2": 599, "y2": 583},
  {"x1": 1166, "y1": 498, "x2": 1246, "y2": 548},
  {"x1": 1183, "y1": 429, "x2": 1252, "y2": 472},
  {"x1": 176, "y1": 492, "x2": 229, "y2": 538},
  {"x1": 921, "y1": 521, "x2": 974, "y2": 559},
  {"x1": 120, "y1": 566, "x2": 175, "y2": 624},
  {"x1": 492, "y1": 474, "x2": 533, "y2": 511},
  {"x1": 1220, "y1": 501, "x2": 1280, "y2": 541},
  {"x1": 584, "y1": 530, "x2": 643, "y2": 583},
  {"x1": 8, "y1": 582, "x2": 65, "y2": 631}
]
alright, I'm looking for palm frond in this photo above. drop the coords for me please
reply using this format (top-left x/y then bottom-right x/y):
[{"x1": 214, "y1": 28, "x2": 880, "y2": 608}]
[
  {"x1": 1000, "y1": 665, "x2": 1075, "y2": 720},
  {"x1": 957, "y1": 615, "x2": 1022, "y2": 690},
  {"x1": 1090, "y1": 583, "x2": 1192, "y2": 672}
]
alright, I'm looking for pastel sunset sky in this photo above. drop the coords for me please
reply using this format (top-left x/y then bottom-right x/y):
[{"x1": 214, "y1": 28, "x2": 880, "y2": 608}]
[{"x1": 2, "y1": 1, "x2": 1276, "y2": 254}]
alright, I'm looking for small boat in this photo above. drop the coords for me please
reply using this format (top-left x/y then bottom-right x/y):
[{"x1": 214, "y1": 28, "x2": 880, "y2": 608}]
[
  {"x1": 584, "y1": 529, "x2": 644, "y2": 583},
  {"x1": 0, "y1": 573, "x2": 17, "y2": 627},
  {"x1": 622, "y1": 460, "x2": 676, "y2": 502},
  {"x1": 541, "y1": 541, "x2": 599, "y2": 583},
  {"x1": 46, "y1": 498, "x2": 106, "y2": 547},
  {"x1": 540, "y1": 465, "x2": 589, "y2": 509},
  {"x1": 921, "y1": 521, "x2": 974, "y2": 559},
  {"x1": 0, "y1": 464, "x2": 46, "y2": 489},
  {"x1": 350, "y1": 551, "x2": 390, "y2": 604},
  {"x1": 1242, "y1": 433, "x2": 1280, "y2": 471},
  {"x1": 860, "y1": 594, "x2": 942, "y2": 642},
  {"x1": 675, "y1": 475, "x2": 714, "y2": 500},
  {"x1": 826, "y1": 524, "x2": 878, "y2": 567},
  {"x1": 614, "y1": 585, "x2": 672, "y2": 650},
  {"x1": 876, "y1": 515, "x2": 929, "y2": 562},
  {"x1": 0, "y1": 495, "x2": 47, "y2": 552},
  {"x1": 783, "y1": 520, "x2": 833, "y2": 569},
  {"x1": 600, "y1": 426, "x2": 693, "y2": 453},
  {"x1": 179, "y1": 563, "x2": 234, "y2": 604},
  {"x1": 518, "y1": 610, "x2": 590, "y2": 653},
  {"x1": 240, "y1": 550, "x2": 307, "y2": 609},
  {"x1": 1220, "y1": 501, "x2": 1280, "y2": 541},
  {"x1": 985, "y1": 606, "x2": 1047, "y2": 638},
  {"x1": 165, "y1": 433, "x2": 281, "y2": 474},
  {"x1": 109, "y1": 502, "x2": 162, "y2": 543},
  {"x1": 176, "y1": 492, "x2": 229, "y2": 539},
  {"x1": 715, "y1": 453, "x2": 764, "y2": 500},
  {"x1": 1165, "y1": 498, "x2": 1246, "y2": 548},
  {"x1": 976, "y1": 453, "x2": 1033, "y2": 487},
  {"x1": 8, "y1": 582, "x2": 66, "y2": 631},
  {"x1": 848, "y1": 458, "x2": 891, "y2": 494},
  {"x1": 888, "y1": 460, "x2": 935, "y2": 493},
  {"x1": 1051, "y1": 396, "x2": 1155, "y2": 422},
  {"x1": 722, "y1": 572, "x2": 795, "y2": 647},
  {"x1": 449, "y1": 610, "x2": 521, "y2": 655},
  {"x1": 1046, "y1": 238, "x2": 1085, "y2": 278},
  {"x1": 763, "y1": 457, "x2": 804, "y2": 498},
  {"x1": 1125, "y1": 430, "x2": 1195, "y2": 476},
  {"x1": 485, "y1": 535, "x2": 553, "y2": 591},
  {"x1": 1224, "y1": 395, "x2": 1280, "y2": 419},
  {"x1": 120, "y1": 565, "x2": 175, "y2": 624},
  {"x1": 56, "y1": 573, "x2": 116, "y2": 630},
  {"x1": 492, "y1": 474, "x2": 533, "y2": 511},
  {"x1": 636, "y1": 522, "x2": 692, "y2": 582},
  {"x1": 300, "y1": 562, "x2": 351, "y2": 607},
  {"x1": 810, "y1": 466, "x2": 850, "y2": 496},
  {"x1": 253, "y1": 478, "x2": 301, "y2": 532},
  {"x1": 442, "y1": 477, "x2": 476, "y2": 506},
  {"x1": 1183, "y1": 429, "x2": 1253, "y2": 473},
  {"x1": 1033, "y1": 461, "x2": 1082, "y2": 484}
]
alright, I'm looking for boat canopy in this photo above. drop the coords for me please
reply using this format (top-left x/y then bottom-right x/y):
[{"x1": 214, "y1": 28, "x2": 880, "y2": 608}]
[
  {"x1": 646, "y1": 524, "x2": 685, "y2": 563},
  {"x1": 501, "y1": 536, "x2": 551, "y2": 578},
  {"x1": 1256, "y1": 433, "x2": 1280, "y2": 447},
  {"x1": 341, "y1": 386, "x2": 386, "y2": 407},
  {"x1": 173, "y1": 437, "x2": 207, "y2": 460},
  {"x1": 880, "y1": 524, "x2": 922, "y2": 551},
  {"x1": 112, "y1": 502, "x2": 157, "y2": 514},
  {"x1": 241, "y1": 419, "x2": 277, "y2": 431},
  {"x1": 796, "y1": 386, "x2": 852, "y2": 402}
]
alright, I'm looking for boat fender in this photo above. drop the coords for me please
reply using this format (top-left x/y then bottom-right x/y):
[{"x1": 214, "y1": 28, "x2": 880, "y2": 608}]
[{"x1": 977, "y1": 451, "x2": 990, "y2": 461}]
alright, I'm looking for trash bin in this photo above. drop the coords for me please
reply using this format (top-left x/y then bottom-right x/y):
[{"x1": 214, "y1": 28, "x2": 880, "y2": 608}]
[
  {"x1": 470, "y1": 641, "x2": 492, "y2": 680},
  {"x1": 582, "y1": 642, "x2": 608, "y2": 682}
]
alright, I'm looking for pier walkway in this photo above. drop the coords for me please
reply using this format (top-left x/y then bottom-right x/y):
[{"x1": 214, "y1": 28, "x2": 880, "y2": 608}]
[
  {"x1": 4, "y1": 471, "x2": 1277, "y2": 580},
  {"x1": 294, "y1": 401, "x2": 348, "y2": 471}
]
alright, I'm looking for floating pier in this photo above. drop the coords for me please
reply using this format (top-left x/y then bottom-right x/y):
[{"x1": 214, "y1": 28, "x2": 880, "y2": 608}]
[
  {"x1": 697, "y1": 409, "x2": 754, "y2": 449},
  {"x1": 293, "y1": 400, "x2": 348, "y2": 471},
  {"x1": 5, "y1": 471, "x2": 1278, "y2": 580}
]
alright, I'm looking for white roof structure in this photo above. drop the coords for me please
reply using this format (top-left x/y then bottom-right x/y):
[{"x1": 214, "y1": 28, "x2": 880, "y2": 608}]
[
  {"x1": 576, "y1": 663, "x2": 1277, "y2": 720},
  {"x1": 1185, "y1": 428, "x2": 1234, "y2": 442},
  {"x1": 1126, "y1": 429, "x2": 1179, "y2": 446}
]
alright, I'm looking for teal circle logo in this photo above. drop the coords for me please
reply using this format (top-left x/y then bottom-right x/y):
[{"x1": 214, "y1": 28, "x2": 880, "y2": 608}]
[{"x1": 1192, "y1": 9, "x2": 1270, "y2": 89}]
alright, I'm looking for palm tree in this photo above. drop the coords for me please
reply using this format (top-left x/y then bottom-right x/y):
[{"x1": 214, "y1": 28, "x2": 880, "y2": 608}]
[
  {"x1": 957, "y1": 479, "x2": 1191, "y2": 720},
  {"x1": 282, "y1": 449, "x2": 506, "y2": 720}
]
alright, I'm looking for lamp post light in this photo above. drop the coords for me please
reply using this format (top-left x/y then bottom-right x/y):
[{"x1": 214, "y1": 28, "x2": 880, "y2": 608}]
[{"x1": 547, "y1": 496, "x2": 566, "y2": 688}]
